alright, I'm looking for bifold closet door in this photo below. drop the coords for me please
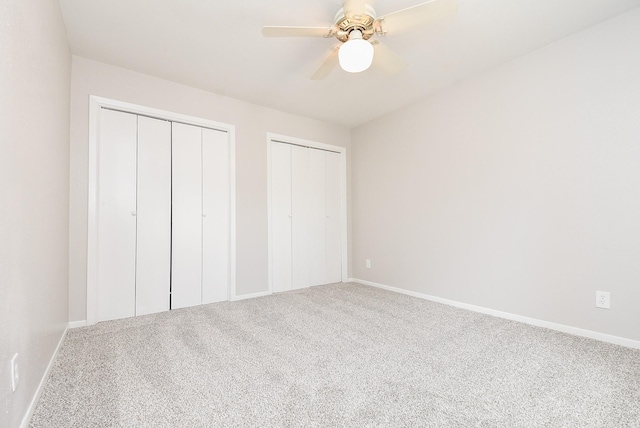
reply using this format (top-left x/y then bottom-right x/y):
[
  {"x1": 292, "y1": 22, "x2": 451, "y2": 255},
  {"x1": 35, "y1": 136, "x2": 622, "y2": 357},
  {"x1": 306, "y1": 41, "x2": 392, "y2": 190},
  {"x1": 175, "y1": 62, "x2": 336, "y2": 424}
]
[
  {"x1": 271, "y1": 142, "x2": 293, "y2": 292},
  {"x1": 136, "y1": 116, "x2": 171, "y2": 315},
  {"x1": 172, "y1": 124, "x2": 229, "y2": 307},
  {"x1": 97, "y1": 110, "x2": 172, "y2": 322},
  {"x1": 291, "y1": 145, "x2": 311, "y2": 289},
  {"x1": 97, "y1": 109, "x2": 137, "y2": 322},
  {"x1": 305, "y1": 149, "x2": 342, "y2": 285},
  {"x1": 202, "y1": 128, "x2": 230, "y2": 304},
  {"x1": 325, "y1": 151, "x2": 342, "y2": 283},
  {"x1": 271, "y1": 142, "x2": 343, "y2": 291},
  {"x1": 307, "y1": 149, "x2": 327, "y2": 286},
  {"x1": 171, "y1": 123, "x2": 203, "y2": 309},
  {"x1": 97, "y1": 112, "x2": 229, "y2": 321}
]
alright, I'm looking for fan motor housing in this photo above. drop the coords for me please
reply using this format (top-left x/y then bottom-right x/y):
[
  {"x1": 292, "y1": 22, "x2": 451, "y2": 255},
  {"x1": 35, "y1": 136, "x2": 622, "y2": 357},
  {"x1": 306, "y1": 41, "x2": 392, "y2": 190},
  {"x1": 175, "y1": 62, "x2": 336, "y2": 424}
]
[{"x1": 333, "y1": 5, "x2": 377, "y2": 41}]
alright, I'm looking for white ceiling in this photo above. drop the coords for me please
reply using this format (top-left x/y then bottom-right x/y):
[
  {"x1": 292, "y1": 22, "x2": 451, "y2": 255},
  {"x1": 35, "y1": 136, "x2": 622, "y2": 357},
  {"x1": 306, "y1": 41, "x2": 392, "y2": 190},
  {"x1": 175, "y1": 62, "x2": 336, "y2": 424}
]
[{"x1": 59, "y1": 0, "x2": 640, "y2": 127}]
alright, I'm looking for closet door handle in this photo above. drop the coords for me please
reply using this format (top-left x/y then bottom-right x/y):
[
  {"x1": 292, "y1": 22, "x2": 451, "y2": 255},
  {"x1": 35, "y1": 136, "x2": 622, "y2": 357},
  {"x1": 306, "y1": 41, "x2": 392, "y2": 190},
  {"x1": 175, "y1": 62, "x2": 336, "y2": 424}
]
[
  {"x1": 131, "y1": 211, "x2": 137, "y2": 216},
  {"x1": 288, "y1": 214, "x2": 292, "y2": 218},
  {"x1": 202, "y1": 213, "x2": 207, "y2": 217}
]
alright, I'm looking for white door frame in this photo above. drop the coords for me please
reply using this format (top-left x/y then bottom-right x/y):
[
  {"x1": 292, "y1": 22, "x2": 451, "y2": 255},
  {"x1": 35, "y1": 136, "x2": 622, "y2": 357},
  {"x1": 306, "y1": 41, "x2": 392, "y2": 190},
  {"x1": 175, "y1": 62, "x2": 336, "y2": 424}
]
[
  {"x1": 87, "y1": 96, "x2": 236, "y2": 325},
  {"x1": 267, "y1": 133, "x2": 348, "y2": 293}
]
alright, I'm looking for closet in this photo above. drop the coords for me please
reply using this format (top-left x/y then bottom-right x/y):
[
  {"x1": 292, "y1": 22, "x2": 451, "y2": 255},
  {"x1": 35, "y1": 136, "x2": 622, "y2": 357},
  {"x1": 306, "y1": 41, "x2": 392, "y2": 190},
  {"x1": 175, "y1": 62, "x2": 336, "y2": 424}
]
[
  {"x1": 96, "y1": 108, "x2": 230, "y2": 322},
  {"x1": 270, "y1": 141, "x2": 342, "y2": 292}
]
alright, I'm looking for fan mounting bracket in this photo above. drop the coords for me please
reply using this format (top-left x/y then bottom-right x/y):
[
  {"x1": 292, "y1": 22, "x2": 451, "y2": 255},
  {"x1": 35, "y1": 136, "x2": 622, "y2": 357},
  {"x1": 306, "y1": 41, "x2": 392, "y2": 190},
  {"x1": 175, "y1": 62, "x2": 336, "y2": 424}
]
[{"x1": 333, "y1": 5, "x2": 377, "y2": 42}]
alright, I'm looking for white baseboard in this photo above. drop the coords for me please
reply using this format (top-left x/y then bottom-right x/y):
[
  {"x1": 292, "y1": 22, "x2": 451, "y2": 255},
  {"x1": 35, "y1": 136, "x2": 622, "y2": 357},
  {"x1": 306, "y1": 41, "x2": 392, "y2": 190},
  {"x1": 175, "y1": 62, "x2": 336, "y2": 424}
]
[
  {"x1": 349, "y1": 278, "x2": 640, "y2": 350},
  {"x1": 68, "y1": 320, "x2": 87, "y2": 329},
  {"x1": 20, "y1": 323, "x2": 69, "y2": 428},
  {"x1": 232, "y1": 291, "x2": 272, "y2": 301}
]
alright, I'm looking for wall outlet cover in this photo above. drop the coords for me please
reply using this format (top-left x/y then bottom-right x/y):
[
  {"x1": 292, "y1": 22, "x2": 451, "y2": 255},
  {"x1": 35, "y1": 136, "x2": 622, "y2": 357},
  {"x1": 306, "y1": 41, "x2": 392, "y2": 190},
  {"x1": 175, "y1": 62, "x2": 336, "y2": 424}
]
[
  {"x1": 10, "y1": 353, "x2": 19, "y2": 392},
  {"x1": 595, "y1": 291, "x2": 610, "y2": 309}
]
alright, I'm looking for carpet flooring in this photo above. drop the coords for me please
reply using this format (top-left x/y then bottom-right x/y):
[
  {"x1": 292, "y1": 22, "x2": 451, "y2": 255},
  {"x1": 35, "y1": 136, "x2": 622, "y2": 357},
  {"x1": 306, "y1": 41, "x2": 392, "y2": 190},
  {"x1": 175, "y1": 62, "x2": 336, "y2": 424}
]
[{"x1": 31, "y1": 283, "x2": 640, "y2": 427}]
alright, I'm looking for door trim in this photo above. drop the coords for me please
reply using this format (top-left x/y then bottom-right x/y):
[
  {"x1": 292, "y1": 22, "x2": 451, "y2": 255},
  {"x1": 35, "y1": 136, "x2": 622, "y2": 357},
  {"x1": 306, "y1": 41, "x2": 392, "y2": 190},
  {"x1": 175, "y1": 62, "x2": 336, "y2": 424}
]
[
  {"x1": 87, "y1": 96, "x2": 236, "y2": 325},
  {"x1": 266, "y1": 133, "x2": 348, "y2": 294}
]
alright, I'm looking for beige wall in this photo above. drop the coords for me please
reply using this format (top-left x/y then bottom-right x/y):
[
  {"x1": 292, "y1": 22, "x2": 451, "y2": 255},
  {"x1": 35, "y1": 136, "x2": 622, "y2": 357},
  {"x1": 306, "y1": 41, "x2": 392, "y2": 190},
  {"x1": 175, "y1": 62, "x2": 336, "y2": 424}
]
[
  {"x1": 68, "y1": 56, "x2": 352, "y2": 322},
  {"x1": 352, "y1": 8, "x2": 640, "y2": 341},
  {"x1": 0, "y1": 1, "x2": 71, "y2": 426}
]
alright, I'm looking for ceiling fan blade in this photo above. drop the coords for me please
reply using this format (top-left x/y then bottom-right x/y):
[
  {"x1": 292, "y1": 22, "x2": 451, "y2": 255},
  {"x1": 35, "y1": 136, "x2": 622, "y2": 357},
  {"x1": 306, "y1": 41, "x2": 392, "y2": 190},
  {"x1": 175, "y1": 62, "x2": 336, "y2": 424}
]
[
  {"x1": 343, "y1": 0, "x2": 367, "y2": 17},
  {"x1": 311, "y1": 48, "x2": 339, "y2": 80},
  {"x1": 372, "y1": 41, "x2": 406, "y2": 74},
  {"x1": 376, "y1": 0, "x2": 458, "y2": 34},
  {"x1": 262, "y1": 26, "x2": 335, "y2": 38}
]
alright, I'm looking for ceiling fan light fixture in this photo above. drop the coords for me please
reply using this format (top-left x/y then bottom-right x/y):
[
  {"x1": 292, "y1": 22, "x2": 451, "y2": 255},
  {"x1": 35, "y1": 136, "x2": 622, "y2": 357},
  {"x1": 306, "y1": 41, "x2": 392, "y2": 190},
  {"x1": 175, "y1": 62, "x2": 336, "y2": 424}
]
[{"x1": 338, "y1": 30, "x2": 374, "y2": 73}]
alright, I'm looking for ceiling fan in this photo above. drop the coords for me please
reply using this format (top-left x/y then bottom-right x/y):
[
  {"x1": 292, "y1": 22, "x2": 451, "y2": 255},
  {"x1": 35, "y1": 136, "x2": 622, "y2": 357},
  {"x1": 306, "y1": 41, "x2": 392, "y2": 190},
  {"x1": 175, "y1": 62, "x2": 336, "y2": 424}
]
[{"x1": 262, "y1": 0, "x2": 458, "y2": 79}]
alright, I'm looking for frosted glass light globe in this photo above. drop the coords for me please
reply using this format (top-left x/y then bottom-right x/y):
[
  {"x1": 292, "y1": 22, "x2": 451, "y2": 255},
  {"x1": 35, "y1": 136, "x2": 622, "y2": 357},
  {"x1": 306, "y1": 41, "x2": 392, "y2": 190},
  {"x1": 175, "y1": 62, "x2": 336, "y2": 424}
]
[{"x1": 338, "y1": 30, "x2": 374, "y2": 73}]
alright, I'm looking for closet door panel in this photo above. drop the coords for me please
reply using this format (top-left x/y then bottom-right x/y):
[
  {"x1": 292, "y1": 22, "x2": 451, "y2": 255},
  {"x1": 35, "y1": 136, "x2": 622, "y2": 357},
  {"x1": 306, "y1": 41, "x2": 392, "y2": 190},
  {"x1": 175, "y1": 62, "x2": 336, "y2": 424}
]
[
  {"x1": 291, "y1": 145, "x2": 310, "y2": 289},
  {"x1": 271, "y1": 142, "x2": 292, "y2": 292},
  {"x1": 308, "y1": 149, "x2": 327, "y2": 286},
  {"x1": 136, "y1": 116, "x2": 171, "y2": 315},
  {"x1": 97, "y1": 108, "x2": 137, "y2": 322},
  {"x1": 172, "y1": 123, "x2": 203, "y2": 309},
  {"x1": 325, "y1": 151, "x2": 342, "y2": 283},
  {"x1": 202, "y1": 128, "x2": 229, "y2": 304}
]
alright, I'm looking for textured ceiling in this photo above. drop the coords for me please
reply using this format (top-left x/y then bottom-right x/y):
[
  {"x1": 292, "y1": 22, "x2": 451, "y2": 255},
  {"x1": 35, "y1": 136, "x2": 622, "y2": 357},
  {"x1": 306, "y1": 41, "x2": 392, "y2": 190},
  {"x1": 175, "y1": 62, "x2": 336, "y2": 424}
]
[{"x1": 59, "y1": 0, "x2": 640, "y2": 127}]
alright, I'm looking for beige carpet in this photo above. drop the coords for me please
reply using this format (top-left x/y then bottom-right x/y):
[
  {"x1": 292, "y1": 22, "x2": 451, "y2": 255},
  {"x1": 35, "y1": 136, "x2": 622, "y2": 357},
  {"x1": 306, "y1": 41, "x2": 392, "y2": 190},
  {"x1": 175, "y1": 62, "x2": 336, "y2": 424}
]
[{"x1": 31, "y1": 283, "x2": 640, "y2": 427}]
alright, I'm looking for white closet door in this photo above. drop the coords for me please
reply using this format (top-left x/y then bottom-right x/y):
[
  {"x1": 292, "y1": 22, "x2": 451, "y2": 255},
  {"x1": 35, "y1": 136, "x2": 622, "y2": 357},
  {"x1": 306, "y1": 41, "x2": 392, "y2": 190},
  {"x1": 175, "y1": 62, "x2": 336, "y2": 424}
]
[
  {"x1": 202, "y1": 128, "x2": 229, "y2": 304},
  {"x1": 97, "y1": 108, "x2": 137, "y2": 322},
  {"x1": 308, "y1": 149, "x2": 327, "y2": 286},
  {"x1": 325, "y1": 151, "x2": 342, "y2": 283},
  {"x1": 271, "y1": 142, "x2": 292, "y2": 292},
  {"x1": 172, "y1": 123, "x2": 203, "y2": 309},
  {"x1": 291, "y1": 145, "x2": 310, "y2": 289},
  {"x1": 136, "y1": 116, "x2": 171, "y2": 315}
]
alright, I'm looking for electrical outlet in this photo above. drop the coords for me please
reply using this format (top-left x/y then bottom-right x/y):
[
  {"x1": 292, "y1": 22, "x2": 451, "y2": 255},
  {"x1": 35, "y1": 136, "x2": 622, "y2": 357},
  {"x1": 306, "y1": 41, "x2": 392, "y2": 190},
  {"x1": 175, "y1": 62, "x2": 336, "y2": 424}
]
[
  {"x1": 365, "y1": 259, "x2": 371, "y2": 269},
  {"x1": 595, "y1": 291, "x2": 610, "y2": 309},
  {"x1": 10, "y1": 353, "x2": 19, "y2": 392}
]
